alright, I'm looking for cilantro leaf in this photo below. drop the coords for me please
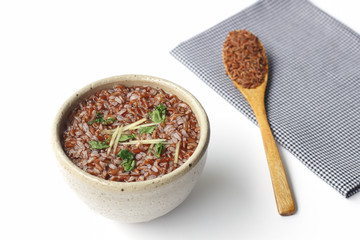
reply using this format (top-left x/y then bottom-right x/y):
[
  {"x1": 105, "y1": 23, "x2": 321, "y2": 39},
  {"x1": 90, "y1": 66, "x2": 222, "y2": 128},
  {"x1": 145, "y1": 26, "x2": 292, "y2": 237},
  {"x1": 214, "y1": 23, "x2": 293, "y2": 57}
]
[
  {"x1": 139, "y1": 125, "x2": 157, "y2": 135},
  {"x1": 104, "y1": 117, "x2": 116, "y2": 125},
  {"x1": 151, "y1": 142, "x2": 165, "y2": 158},
  {"x1": 88, "y1": 139, "x2": 110, "y2": 149},
  {"x1": 149, "y1": 104, "x2": 167, "y2": 123},
  {"x1": 118, "y1": 134, "x2": 136, "y2": 142},
  {"x1": 88, "y1": 112, "x2": 115, "y2": 125},
  {"x1": 117, "y1": 149, "x2": 136, "y2": 171}
]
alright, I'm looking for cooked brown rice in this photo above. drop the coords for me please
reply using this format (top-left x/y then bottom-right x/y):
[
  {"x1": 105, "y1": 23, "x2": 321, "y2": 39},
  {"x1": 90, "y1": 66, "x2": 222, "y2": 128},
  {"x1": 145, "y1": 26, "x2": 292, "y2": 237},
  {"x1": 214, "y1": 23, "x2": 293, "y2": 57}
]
[
  {"x1": 223, "y1": 30, "x2": 268, "y2": 89},
  {"x1": 62, "y1": 85, "x2": 200, "y2": 182}
]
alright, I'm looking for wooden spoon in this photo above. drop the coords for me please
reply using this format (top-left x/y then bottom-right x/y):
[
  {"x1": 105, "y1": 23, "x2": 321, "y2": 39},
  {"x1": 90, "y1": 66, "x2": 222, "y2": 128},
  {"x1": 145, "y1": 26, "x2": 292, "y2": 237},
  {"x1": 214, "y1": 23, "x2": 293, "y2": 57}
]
[{"x1": 223, "y1": 30, "x2": 295, "y2": 216}]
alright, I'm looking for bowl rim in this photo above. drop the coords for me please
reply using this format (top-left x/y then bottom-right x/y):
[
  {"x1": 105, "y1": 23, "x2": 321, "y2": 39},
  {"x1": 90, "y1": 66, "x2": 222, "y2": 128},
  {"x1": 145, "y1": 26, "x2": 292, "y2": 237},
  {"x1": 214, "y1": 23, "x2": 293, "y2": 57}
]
[{"x1": 51, "y1": 74, "x2": 210, "y2": 192}]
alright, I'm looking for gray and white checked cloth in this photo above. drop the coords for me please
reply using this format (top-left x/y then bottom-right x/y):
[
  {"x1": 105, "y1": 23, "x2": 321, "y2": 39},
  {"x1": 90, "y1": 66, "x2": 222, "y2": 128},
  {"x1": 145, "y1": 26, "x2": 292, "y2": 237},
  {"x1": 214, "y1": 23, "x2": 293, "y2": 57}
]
[{"x1": 170, "y1": 0, "x2": 360, "y2": 197}]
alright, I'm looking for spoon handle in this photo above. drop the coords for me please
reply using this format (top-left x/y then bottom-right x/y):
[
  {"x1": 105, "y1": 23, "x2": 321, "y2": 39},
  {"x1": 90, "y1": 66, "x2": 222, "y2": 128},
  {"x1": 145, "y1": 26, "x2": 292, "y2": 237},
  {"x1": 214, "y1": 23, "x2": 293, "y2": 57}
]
[{"x1": 251, "y1": 102, "x2": 295, "y2": 216}]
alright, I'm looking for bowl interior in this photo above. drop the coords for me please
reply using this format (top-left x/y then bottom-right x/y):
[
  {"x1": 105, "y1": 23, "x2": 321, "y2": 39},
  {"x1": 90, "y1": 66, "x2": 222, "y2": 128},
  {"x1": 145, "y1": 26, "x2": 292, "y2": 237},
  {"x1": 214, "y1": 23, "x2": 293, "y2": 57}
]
[{"x1": 52, "y1": 74, "x2": 210, "y2": 191}]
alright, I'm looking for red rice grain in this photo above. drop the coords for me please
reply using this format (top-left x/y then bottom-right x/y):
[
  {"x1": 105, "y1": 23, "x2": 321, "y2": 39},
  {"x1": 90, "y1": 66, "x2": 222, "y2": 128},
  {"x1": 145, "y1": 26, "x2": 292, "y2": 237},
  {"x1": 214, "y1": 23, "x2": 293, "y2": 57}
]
[
  {"x1": 223, "y1": 30, "x2": 268, "y2": 89},
  {"x1": 62, "y1": 85, "x2": 200, "y2": 182}
]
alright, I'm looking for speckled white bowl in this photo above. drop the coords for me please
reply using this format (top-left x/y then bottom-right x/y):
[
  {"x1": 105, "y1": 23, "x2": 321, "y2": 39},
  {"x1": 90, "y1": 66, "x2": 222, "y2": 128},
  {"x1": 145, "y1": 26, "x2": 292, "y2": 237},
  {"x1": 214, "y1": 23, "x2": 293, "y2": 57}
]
[{"x1": 51, "y1": 74, "x2": 210, "y2": 223}]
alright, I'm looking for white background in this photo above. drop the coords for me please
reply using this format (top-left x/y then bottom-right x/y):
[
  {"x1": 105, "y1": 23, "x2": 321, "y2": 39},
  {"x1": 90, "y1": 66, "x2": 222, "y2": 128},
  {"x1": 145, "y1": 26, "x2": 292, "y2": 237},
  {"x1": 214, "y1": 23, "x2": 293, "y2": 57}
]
[{"x1": 1, "y1": 0, "x2": 359, "y2": 239}]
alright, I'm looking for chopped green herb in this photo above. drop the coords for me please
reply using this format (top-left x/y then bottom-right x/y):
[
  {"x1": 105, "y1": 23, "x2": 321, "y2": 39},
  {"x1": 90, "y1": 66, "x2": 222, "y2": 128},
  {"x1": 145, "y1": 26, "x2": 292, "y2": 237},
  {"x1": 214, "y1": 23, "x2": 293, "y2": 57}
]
[
  {"x1": 149, "y1": 103, "x2": 167, "y2": 123},
  {"x1": 88, "y1": 112, "x2": 115, "y2": 125},
  {"x1": 117, "y1": 149, "x2": 135, "y2": 171},
  {"x1": 151, "y1": 142, "x2": 165, "y2": 158},
  {"x1": 105, "y1": 117, "x2": 116, "y2": 125},
  {"x1": 88, "y1": 139, "x2": 109, "y2": 149},
  {"x1": 118, "y1": 134, "x2": 136, "y2": 142},
  {"x1": 139, "y1": 125, "x2": 157, "y2": 135}
]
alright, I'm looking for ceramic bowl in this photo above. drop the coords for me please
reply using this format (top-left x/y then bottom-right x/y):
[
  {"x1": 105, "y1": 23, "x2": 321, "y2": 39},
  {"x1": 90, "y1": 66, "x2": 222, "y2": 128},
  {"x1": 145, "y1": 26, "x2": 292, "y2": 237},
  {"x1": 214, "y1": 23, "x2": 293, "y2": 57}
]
[{"x1": 51, "y1": 74, "x2": 210, "y2": 223}]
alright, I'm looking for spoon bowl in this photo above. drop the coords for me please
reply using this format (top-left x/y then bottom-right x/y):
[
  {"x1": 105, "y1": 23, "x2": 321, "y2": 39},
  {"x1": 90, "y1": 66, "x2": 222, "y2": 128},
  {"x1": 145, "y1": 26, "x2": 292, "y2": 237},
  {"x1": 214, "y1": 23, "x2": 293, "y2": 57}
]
[{"x1": 223, "y1": 30, "x2": 295, "y2": 216}]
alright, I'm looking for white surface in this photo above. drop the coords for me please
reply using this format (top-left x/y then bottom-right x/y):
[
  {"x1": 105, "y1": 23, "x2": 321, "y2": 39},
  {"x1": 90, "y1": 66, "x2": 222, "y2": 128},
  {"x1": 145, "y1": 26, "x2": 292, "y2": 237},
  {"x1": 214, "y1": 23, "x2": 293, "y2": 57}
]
[{"x1": 1, "y1": 0, "x2": 359, "y2": 239}]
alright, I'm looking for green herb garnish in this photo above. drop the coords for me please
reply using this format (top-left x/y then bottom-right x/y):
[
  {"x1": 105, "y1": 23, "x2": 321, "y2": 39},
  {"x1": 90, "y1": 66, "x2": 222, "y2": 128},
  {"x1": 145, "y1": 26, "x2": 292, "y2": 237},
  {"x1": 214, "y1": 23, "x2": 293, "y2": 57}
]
[
  {"x1": 88, "y1": 139, "x2": 110, "y2": 149},
  {"x1": 139, "y1": 125, "x2": 157, "y2": 135},
  {"x1": 149, "y1": 103, "x2": 167, "y2": 123},
  {"x1": 151, "y1": 142, "x2": 165, "y2": 158},
  {"x1": 118, "y1": 134, "x2": 136, "y2": 142},
  {"x1": 117, "y1": 149, "x2": 135, "y2": 171},
  {"x1": 88, "y1": 112, "x2": 115, "y2": 125}
]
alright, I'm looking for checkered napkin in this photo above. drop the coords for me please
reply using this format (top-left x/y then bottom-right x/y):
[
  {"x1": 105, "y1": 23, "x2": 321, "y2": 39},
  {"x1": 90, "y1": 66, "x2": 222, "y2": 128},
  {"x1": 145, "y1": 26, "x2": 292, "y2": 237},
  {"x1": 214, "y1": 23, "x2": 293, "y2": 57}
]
[{"x1": 170, "y1": 0, "x2": 360, "y2": 197}]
